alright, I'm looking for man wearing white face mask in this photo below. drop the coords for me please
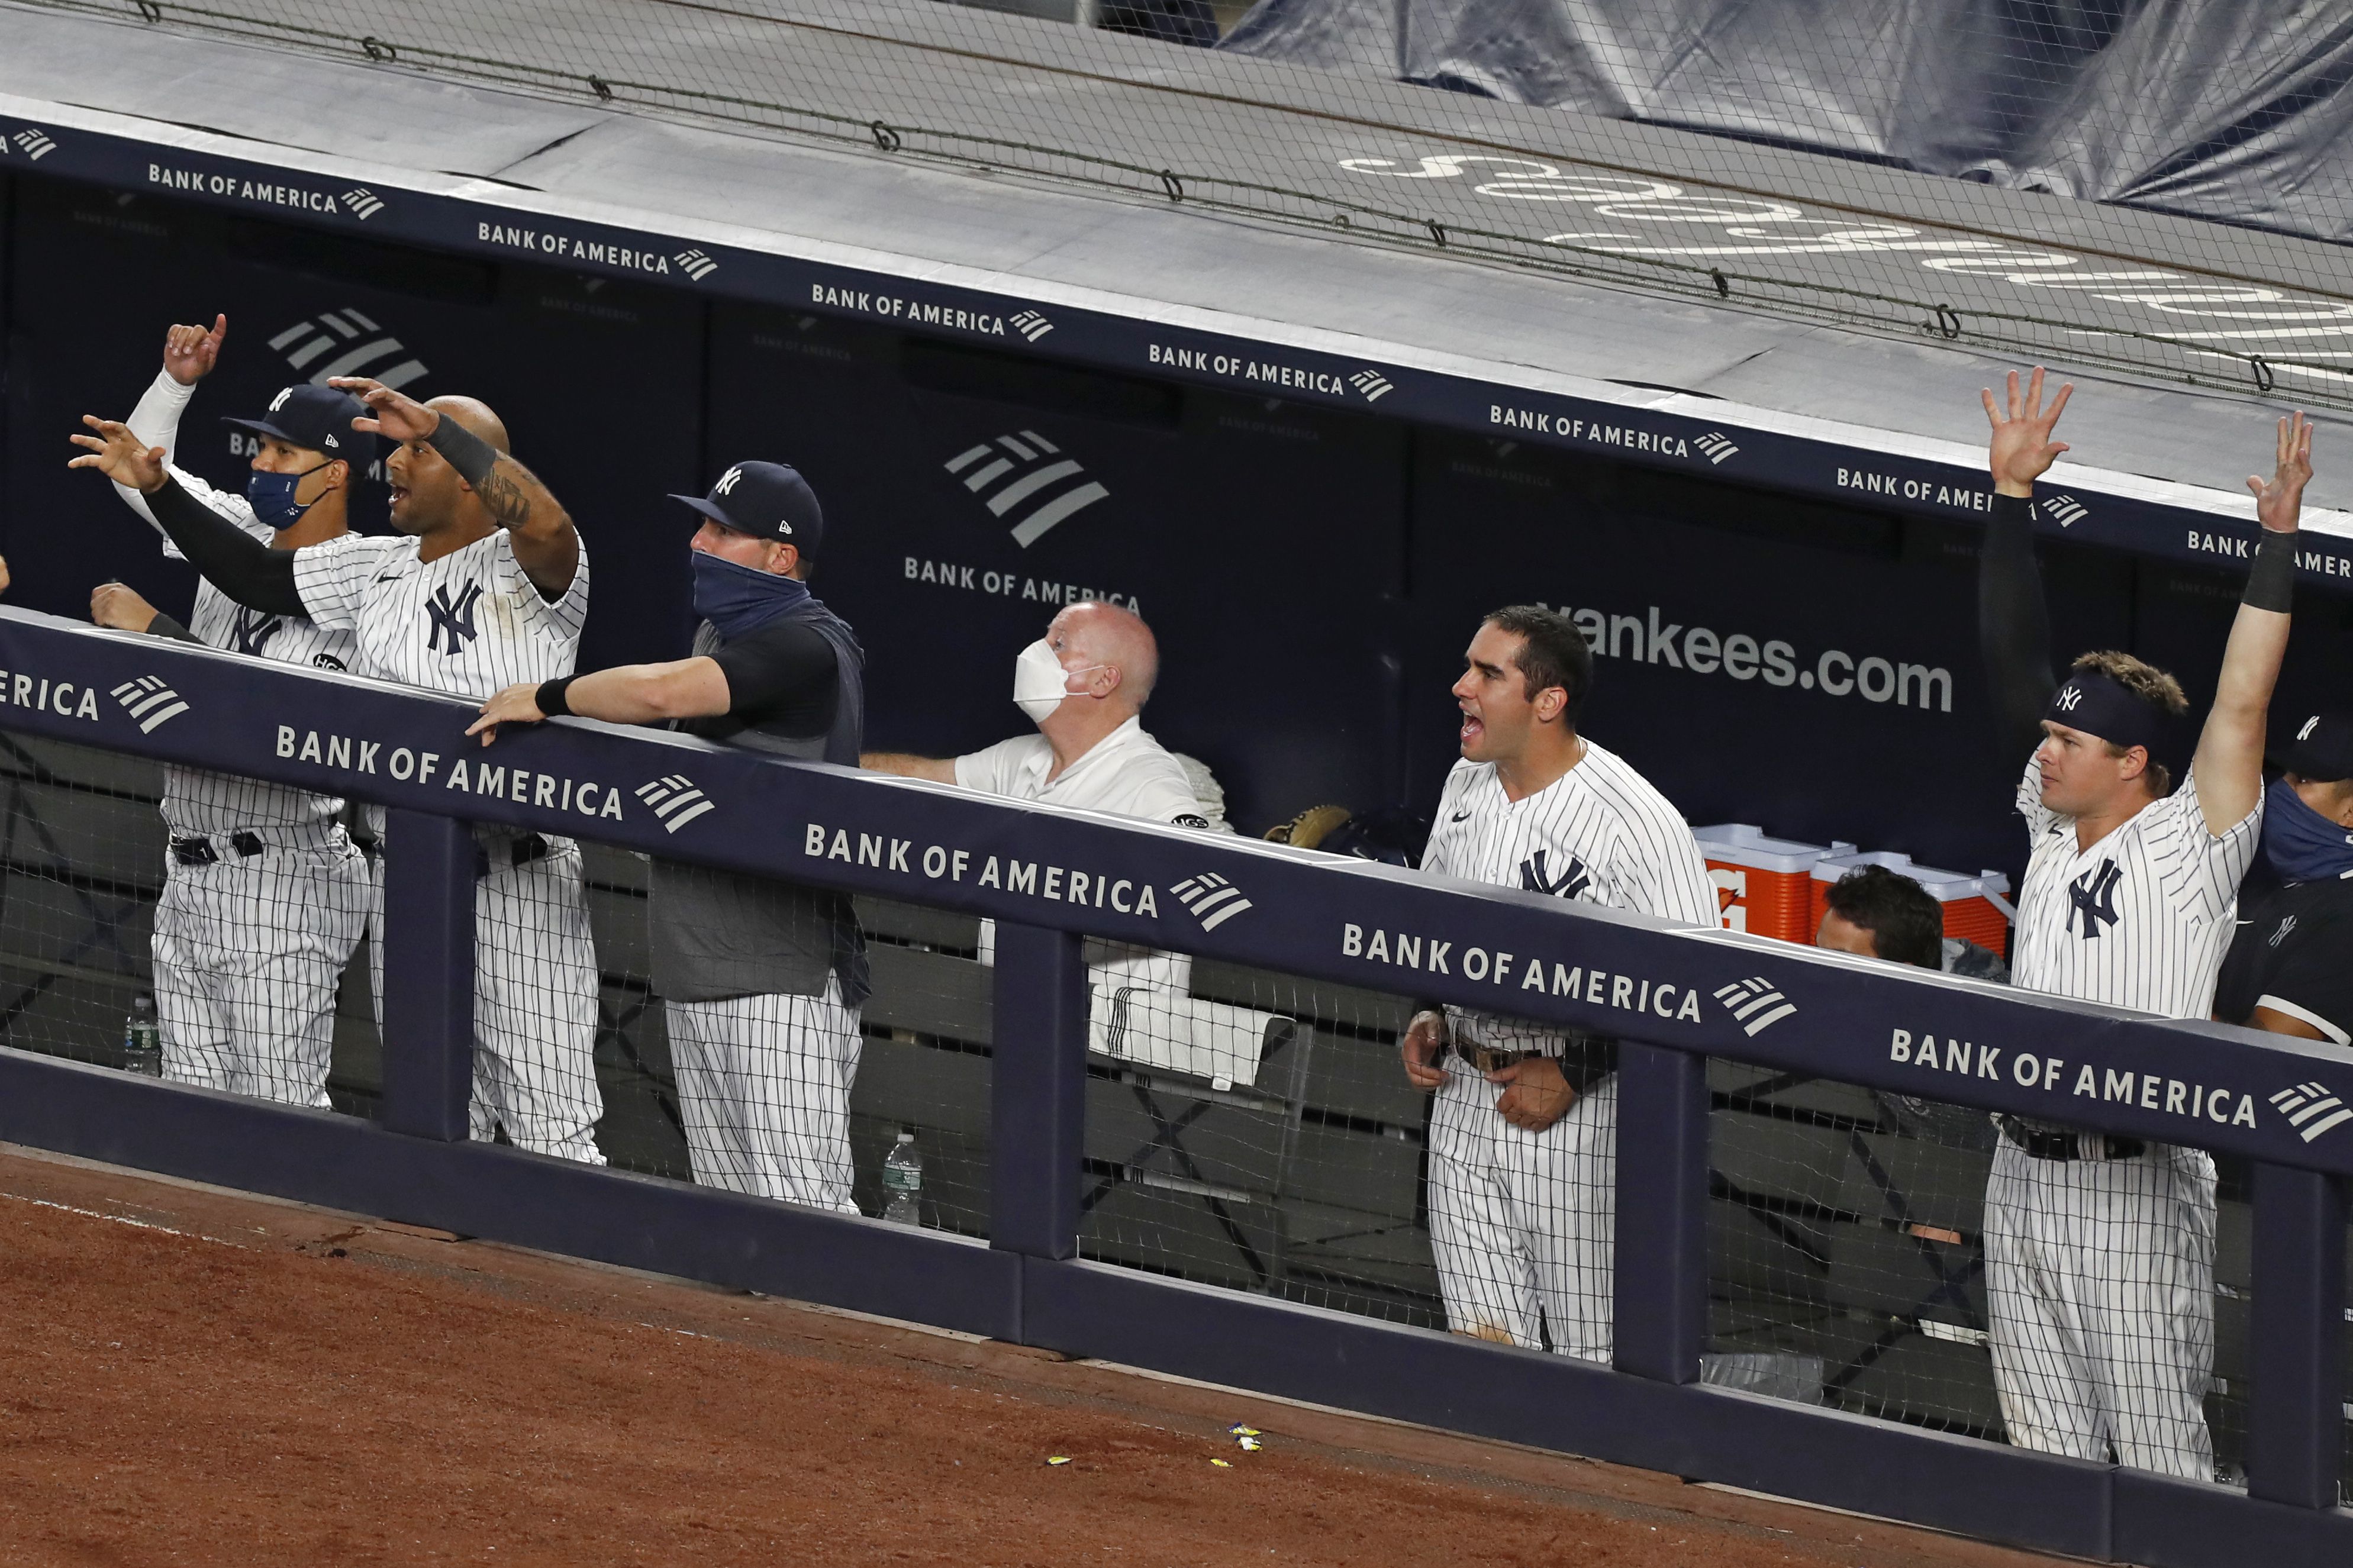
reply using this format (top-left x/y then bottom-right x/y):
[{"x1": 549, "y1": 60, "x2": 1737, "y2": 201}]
[
  {"x1": 863, "y1": 600, "x2": 1206, "y2": 828},
  {"x1": 865, "y1": 602, "x2": 1234, "y2": 1072}
]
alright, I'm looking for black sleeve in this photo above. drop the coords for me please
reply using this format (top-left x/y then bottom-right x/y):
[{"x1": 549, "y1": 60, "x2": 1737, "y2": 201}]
[
  {"x1": 144, "y1": 612, "x2": 200, "y2": 644},
  {"x1": 147, "y1": 478, "x2": 305, "y2": 618},
  {"x1": 2255, "y1": 914, "x2": 2353, "y2": 1045},
  {"x1": 1978, "y1": 491, "x2": 2057, "y2": 756},
  {"x1": 708, "y1": 620, "x2": 836, "y2": 722}
]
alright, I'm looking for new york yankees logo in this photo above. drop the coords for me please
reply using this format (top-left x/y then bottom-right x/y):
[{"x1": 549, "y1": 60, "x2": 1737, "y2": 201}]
[
  {"x1": 424, "y1": 580, "x2": 484, "y2": 656},
  {"x1": 713, "y1": 464, "x2": 745, "y2": 496},
  {"x1": 1520, "y1": 849, "x2": 1593, "y2": 901},
  {"x1": 230, "y1": 606, "x2": 283, "y2": 657},
  {"x1": 2054, "y1": 683, "x2": 2084, "y2": 712},
  {"x1": 2067, "y1": 859, "x2": 2123, "y2": 938}
]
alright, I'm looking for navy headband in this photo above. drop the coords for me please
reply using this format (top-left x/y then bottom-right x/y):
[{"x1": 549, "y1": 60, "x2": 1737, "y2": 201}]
[{"x1": 2045, "y1": 670, "x2": 2170, "y2": 755}]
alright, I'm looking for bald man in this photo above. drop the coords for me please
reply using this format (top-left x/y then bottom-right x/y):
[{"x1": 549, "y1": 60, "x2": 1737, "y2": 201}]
[
  {"x1": 73, "y1": 376, "x2": 605, "y2": 1163},
  {"x1": 865, "y1": 602, "x2": 1219, "y2": 1048}
]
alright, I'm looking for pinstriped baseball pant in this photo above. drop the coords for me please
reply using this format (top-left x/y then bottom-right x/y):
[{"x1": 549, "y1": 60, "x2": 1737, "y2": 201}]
[
  {"x1": 153, "y1": 841, "x2": 370, "y2": 1109},
  {"x1": 1984, "y1": 1139, "x2": 2215, "y2": 1479},
  {"x1": 665, "y1": 975, "x2": 861, "y2": 1213},
  {"x1": 1426, "y1": 1067, "x2": 1616, "y2": 1363}
]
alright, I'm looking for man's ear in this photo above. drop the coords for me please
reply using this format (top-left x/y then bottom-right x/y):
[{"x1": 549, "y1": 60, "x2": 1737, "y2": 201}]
[
  {"x1": 1535, "y1": 686, "x2": 1566, "y2": 725},
  {"x1": 2117, "y1": 744, "x2": 2151, "y2": 783}
]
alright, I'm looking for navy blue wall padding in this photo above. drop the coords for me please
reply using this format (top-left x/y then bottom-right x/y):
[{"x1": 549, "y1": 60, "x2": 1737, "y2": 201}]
[
  {"x1": 702, "y1": 305, "x2": 1408, "y2": 831},
  {"x1": 0, "y1": 179, "x2": 700, "y2": 673}
]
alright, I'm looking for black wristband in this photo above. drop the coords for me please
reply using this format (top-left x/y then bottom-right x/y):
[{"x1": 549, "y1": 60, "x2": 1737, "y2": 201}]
[
  {"x1": 1990, "y1": 491, "x2": 2035, "y2": 521},
  {"x1": 535, "y1": 676, "x2": 575, "y2": 717},
  {"x1": 2243, "y1": 528, "x2": 2297, "y2": 612},
  {"x1": 425, "y1": 415, "x2": 499, "y2": 489}
]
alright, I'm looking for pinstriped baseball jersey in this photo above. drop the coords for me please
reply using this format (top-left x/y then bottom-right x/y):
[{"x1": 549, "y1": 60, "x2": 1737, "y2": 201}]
[
  {"x1": 1422, "y1": 741, "x2": 1716, "y2": 1052},
  {"x1": 1422, "y1": 743, "x2": 1718, "y2": 925},
  {"x1": 2010, "y1": 756, "x2": 2261, "y2": 1020},
  {"x1": 119, "y1": 372, "x2": 356, "y2": 837},
  {"x1": 290, "y1": 528, "x2": 588, "y2": 699}
]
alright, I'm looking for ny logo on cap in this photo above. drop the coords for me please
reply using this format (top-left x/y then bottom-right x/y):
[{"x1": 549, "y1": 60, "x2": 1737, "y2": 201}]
[
  {"x1": 713, "y1": 465, "x2": 744, "y2": 496},
  {"x1": 2054, "y1": 684, "x2": 2084, "y2": 712},
  {"x1": 269, "y1": 387, "x2": 295, "y2": 412},
  {"x1": 2300, "y1": 715, "x2": 2321, "y2": 741}
]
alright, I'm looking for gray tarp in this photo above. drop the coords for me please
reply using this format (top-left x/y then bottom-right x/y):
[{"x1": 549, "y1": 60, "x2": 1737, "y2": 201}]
[{"x1": 1219, "y1": 0, "x2": 2353, "y2": 245}]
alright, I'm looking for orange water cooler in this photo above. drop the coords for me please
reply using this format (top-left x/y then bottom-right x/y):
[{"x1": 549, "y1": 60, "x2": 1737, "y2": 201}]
[
  {"x1": 1807, "y1": 850, "x2": 2013, "y2": 957},
  {"x1": 1691, "y1": 824, "x2": 1852, "y2": 942}
]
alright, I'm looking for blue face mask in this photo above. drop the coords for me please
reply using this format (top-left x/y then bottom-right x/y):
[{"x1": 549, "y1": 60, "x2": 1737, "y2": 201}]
[
  {"x1": 691, "y1": 549, "x2": 810, "y2": 640},
  {"x1": 2262, "y1": 776, "x2": 2353, "y2": 883},
  {"x1": 246, "y1": 460, "x2": 335, "y2": 530}
]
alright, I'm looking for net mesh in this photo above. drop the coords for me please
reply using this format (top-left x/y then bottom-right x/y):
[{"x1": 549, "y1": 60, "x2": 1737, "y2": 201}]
[{"x1": 20, "y1": 0, "x2": 2353, "y2": 408}]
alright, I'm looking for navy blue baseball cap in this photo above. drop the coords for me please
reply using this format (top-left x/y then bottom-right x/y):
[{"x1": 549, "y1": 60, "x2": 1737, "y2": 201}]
[
  {"x1": 222, "y1": 383, "x2": 373, "y2": 464},
  {"x1": 2281, "y1": 711, "x2": 2353, "y2": 783},
  {"x1": 671, "y1": 461, "x2": 824, "y2": 554}
]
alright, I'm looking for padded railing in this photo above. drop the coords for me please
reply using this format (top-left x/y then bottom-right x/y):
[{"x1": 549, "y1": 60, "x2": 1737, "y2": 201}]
[{"x1": 0, "y1": 603, "x2": 2342, "y2": 1567}]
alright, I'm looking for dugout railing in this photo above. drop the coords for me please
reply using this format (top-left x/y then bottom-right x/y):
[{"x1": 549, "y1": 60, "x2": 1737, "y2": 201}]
[{"x1": 0, "y1": 602, "x2": 2342, "y2": 1567}]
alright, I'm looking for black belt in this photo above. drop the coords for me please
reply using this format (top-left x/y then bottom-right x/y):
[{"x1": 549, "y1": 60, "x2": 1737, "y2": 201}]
[
  {"x1": 1999, "y1": 1116, "x2": 2145, "y2": 1162},
  {"x1": 171, "y1": 831, "x2": 266, "y2": 866},
  {"x1": 474, "y1": 833, "x2": 552, "y2": 879},
  {"x1": 1446, "y1": 1040, "x2": 1550, "y2": 1074}
]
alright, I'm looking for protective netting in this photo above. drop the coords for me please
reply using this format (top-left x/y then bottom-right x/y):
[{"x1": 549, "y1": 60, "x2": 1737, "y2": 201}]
[
  {"x1": 0, "y1": 733, "x2": 993, "y2": 1224},
  {"x1": 1707, "y1": 1059, "x2": 2289, "y2": 1489},
  {"x1": 22, "y1": 0, "x2": 2353, "y2": 407}
]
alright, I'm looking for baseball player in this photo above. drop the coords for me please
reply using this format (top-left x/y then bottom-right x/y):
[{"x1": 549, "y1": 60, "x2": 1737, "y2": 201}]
[
  {"x1": 1975, "y1": 368, "x2": 2307, "y2": 1477},
  {"x1": 470, "y1": 462, "x2": 868, "y2": 1211},
  {"x1": 86, "y1": 315, "x2": 370, "y2": 1108},
  {"x1": 2214, "y1": 709, "x2": 2353, "y2": 1047},
  {"x1": 1400, "y1": 605, "x2": 1716, "y2": 1361},
  {"x1": 72, "y1": 378, "x2": 605, "y2": 1164}
]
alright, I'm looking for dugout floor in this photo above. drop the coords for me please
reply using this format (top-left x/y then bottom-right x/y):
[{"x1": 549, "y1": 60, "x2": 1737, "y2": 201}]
[{"x1": 0, "y1": 1140, "x2": 2074, "y2": 1568}]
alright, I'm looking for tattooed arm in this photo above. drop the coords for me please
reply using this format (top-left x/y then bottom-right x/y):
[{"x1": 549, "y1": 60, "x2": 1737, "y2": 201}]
[{"x1": 331, "y1": 376, "x2": 581, "y2": 599}]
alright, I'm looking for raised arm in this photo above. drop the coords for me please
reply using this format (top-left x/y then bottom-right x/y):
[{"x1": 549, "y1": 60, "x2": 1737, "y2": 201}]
[
  {"x1": 2190, "y1": 413, "x2": 2310, "y2": 834},
  {"x1": 69, "y1": 417, "x2": 305, "y2": 618},
  {"x1": 1978, "y1": 368, "x2": 2071, "y2": 755},
  {"x1": 332, "y1": 378, "x2": 579, "y2": 598}
]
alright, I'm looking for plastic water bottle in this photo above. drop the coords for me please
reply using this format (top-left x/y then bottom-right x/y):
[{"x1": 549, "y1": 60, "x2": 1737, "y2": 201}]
[
  {"x1": 123, "y1": 994, "x2": 162, "y2": 1077},
  {"x1": 881, "y1": 1131, "x2": 924, "y2": 1225}
]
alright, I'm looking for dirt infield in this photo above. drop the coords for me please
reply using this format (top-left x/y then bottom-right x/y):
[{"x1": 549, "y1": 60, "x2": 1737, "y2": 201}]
[{"x1": 0, "y1": 1146, "x2": 2070, "y2": 1568}]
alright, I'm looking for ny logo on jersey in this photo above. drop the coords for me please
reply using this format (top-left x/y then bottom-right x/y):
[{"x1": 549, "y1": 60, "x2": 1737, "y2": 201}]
[
  {"x1": 2067, "y1": 859, "x2": 2123, "y2": 938},
  {"x1": 230, "y1": 606, "x2": 283, "y2": 657},
  {"x1": 424, "y1": 581, "x2": 485, "y2": 656},
  {"x1": 2271, "y1": 914, "x2": 2299, "y2": 948},
  {"x1": 1519, "y1": 849, "x2": 1591, "y2": 901}
]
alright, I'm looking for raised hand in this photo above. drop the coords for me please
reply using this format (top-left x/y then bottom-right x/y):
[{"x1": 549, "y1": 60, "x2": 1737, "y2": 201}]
[
  {"x1": 2247, "y1": 411, "x2": 2313, "y2": 534},
  {"x1": 163, "y1": 314, "x2": 227, "y2": 386},
  {"x1": 67, "y1": 417, "x2": 169, "y2": 493},
  {"x1": 328, "y1": 377, "x2": 440, "y2": 444},
  {"x1": 91, "y1": 582, "x2": 159, "y2": 634},
  {"x1": 1981, "y1": 366, "x2": 2074, "y2": 499}
]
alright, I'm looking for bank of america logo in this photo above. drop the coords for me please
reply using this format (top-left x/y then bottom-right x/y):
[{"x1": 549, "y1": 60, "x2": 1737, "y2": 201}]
[
  {"x1": 1170, "y1": 872, "x2": 1253, "y2": 932},
  {"x1": 341, "y1": 188, "x2": 385, "y2": 220},
  {"x1": 269, "y1": 308, "x2": 428, "y2": 390},
  {"x1": 2270, "y1": 1082, "x2": 2353, "y2": 1143},
  {"x1": 11, "y1": 128, "x2": 57, "y2": 160},
  {"x1": 1349, "y1": 370, "x2": 1393, "y2": 402},
  {"x1": 1714, "y1": 976, "x2": 1797, "y2": 1036},
  {"x1": 1010, "y1": 309, "x2": 1053, "y2": 343},
  {"x1": 2043, "y1": 494, "x2": 2088, "y2": 528},
  {"x1": 636, "y1": 775, "x2": 715, "y2": 833},
  {"x1": 675, "y1": 249, "x2": 718, "y2": 281},
  {"x1": 111, "y1": 676, "x2": 189, "y2": 734},
  {"x1": 943, "y1": 431, "x2": 1110, "y2": 549},
  {"x1": 1695, "y1": 431, "x2": 1739, "y2": 464}
]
